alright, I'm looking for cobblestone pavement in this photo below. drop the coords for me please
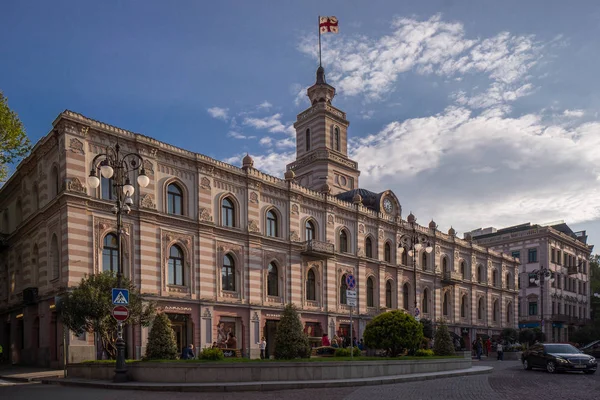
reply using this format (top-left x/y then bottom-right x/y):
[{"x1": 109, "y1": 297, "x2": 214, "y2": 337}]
[{"x1": 0, "y1": 360, "x2": 597, "y2": 400}]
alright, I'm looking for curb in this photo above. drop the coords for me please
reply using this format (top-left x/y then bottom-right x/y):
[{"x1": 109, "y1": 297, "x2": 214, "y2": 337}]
[
  {"x1": 41, "y1": 366, "x2": 493, "y2": 392},
  {"x1": 0, "y1": 374, "x2": 63, "y2": 383}
]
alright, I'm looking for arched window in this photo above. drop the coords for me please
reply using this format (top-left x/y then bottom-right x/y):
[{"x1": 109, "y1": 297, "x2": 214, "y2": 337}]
[
  {"x1": 167, "y1": 183, "x2": 183, "y2": 215},
  {"x1": 51, "y1": 234, "x2": 60, "y2": 279},
  {"x1": 267, "y1": 262, "x2": 278, "y2": 296},
  {"x1": 493, "y1": 300, "x2": 499, "y2": 322},
  {"x1": 386, "y1": 280, "x2": 392, "y2": 308},
  {"x1": 32, "y1": 184, "x2": 39, "y2": 210},
  {"x1": 422, "y1": 288, "x2": 429, "y2": 313},
  {"x1": 492, "y1": 270, "x2": 498, "y2": 287},
  {"x1": 443, "y1": 291, "x2": 450, "y2": 316},
  {"x1": 505, "y1": 273, "x2": 511, "y2": 289},
  {"x1": 333, "y1": 126, "x2": 340, "y2": 151},
  {"x1": 266, "y1": 209, "x2": 278, "y2": 237},
  {"x1": 168, "y1": 245, "x2": 184, "y2": 286},
  {"x1": 401, "y1": 247, "x2": 408, "y2": 265},
  {"x1": 460, "y1": 261, "x2": 466, "y2": 279},
  {"x1": 305, "y1": 220, "x2": 316, "y2": 241},
  {"x1": 384, "y1": 242, "x2": 391, "y2": 263},
  {"x1": 222, "y1": 254, "x2": 235, "y2": 291},
  {"x1": 339, "y1": 229, "x2": 348, "y2": 253},
  {"x1": 305, "y1": 129, "x2": 311, "y2": 151},
  {"x1": 31, "y1": 244, "x2": 39, "y2": 286},
  {"x1": 101, "y1": 176, "x2": 116, "y2": 200},
  {"x1": 461, "y1": 295, "x2": 467, "y2": 318},
  {"x1": 306, "y1": 269, "x2": 316, "y2": 301},
  {"x1": 102, "y1": 233, "x2": 119, "y2": 273},
  {"x1": 477, "y1": 265, "x2": 483, "y2": 283},
  {"x1": 366, "y1": 277, "x2": 374, "y2": 307},
  {"x1": 442, "y1": 257, "x2": 448, "y2": 274},
  {"x1": 478, "y1": 298, "x2": 485, "y2": 320},
  {"x1": 506, "y1": 302, "x2": 512, "y2": 323},
  {"x1": 422, "y1": 252, "x2": 428, "y2": 270},
  {"x1": 50, "y1": 166, "x2": 59, "y2": 198},
  {"x1": 340, "y1": 274, "x2": 347, "y2": 304},
  {"x1": 365, "y1": 237, "x2": 373, "y2": 258},
  {"x1": 403, "y1": 283, "x2": 409, "y2": 309},
  {"x1": 222, "y1": 197, "x2": 235, "y2": 227},
  {"x1": 15, "y1": 199, "x2": 22, "y2": 225}
]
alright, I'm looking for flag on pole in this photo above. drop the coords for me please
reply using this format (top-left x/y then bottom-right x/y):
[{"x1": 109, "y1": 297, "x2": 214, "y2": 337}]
[{"x1": 319, "y1": 16, "x2": 339, "y2": 34}]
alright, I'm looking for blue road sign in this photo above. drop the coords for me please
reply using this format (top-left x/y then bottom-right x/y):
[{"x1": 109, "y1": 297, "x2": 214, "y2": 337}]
[
  {"x1": 414, "y1": 307, "x2": 420, "y2": 316},
  {"x1": 346, "y1": 274, "x2": 356, "y2": 290},
  {"x1": 112, "y1": 288, "x2": 129, "y2": 305}
]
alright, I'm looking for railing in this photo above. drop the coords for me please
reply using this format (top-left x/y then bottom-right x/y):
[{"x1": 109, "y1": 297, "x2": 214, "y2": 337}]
[
  {"x1": 441, "y1": 271, "x2": 462, "y2": 283},
  {"x1": 302, "y1": 240, "x2": 335, "y2": 256}
]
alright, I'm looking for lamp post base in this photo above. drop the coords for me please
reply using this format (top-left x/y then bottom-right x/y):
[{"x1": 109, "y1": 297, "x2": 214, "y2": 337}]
[{"x1": 113, "y1": 336, "x2": 128, "y2": 382}]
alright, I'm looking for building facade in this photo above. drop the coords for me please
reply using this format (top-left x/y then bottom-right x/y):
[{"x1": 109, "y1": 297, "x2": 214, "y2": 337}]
[
  {"x1": 0, "y1": 66, "x2": 518, "y2": 366},
  {"x1": 470, "y1": 222, "x2": 594, "y2": 343}
]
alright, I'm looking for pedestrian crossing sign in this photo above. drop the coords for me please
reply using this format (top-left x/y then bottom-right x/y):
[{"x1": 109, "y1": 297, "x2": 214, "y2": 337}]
[{"x1": 112, "y1": 288, "x2": 129, "y2": 305}]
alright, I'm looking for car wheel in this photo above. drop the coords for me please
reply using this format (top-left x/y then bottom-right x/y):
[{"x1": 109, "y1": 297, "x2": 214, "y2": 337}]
[
  {"x1": 523, "y1": 359, "x2": 532, "y2": 370},
  {"x1": 584, "y1": 370, "x2": 596, "y2": 375},
  {"x1": 546, "y1": 361, "x2": 557, "y2": 373}
]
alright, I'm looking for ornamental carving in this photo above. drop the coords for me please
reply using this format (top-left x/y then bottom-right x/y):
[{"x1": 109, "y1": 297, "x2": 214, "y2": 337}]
[
  {"x1": 80, "y1": 126, "x2": 89, "y2": 136},
  {"x1": 327, "y1": 215, "x2": 334, "y2": 225},
  {"x1": 436, "y1": 245, "x2": 441, "y2": 255},
  {"x1": 378, "y1": 229, "x2": 384, "y2": 239},
  {"x1": 290, "y1": 231, "x2": 300, "y2": 242},
  {"x1": 66, "y1": 177, "x2": 87, "y2": 194},
  {"x1": 488, "y1": 260, "x2": 493, "y2": 268},
  {"x1": 454, "y1": 250, "x2": 459, "y2": 259},
  {"x1": 202, "y1": 308, "x2": 212, "y2": 318},
  {"x1": 264, "y1": 251, "x2": 285, "y2": 266},
  {"x1": 248, "y1": 220, "x2": 260, "y2": 233},
  {"x1": 143, "y1": 159, "x2": 154, "y2": 174},
  {"x1": 200, "y1": 177, "x2": 211, "y2": 190},
  {"x1": 141, "y1": 193, "x2": 155, "y2": 209},
  {"x1": 69, "y1": 138, "x2": 85, "y2": 155},
  {"x1": 249, "y1": 192, "x2": 259, "y2": 204},
  {"x1": 359, "y1": 224, "x2": 365, "y2": 234},
  {"x1": 199, "y1": 207, "x2": 212, "y2": 222},
  {"x1": 291, "y1": 204, "x2": 299, "y2": 215}
]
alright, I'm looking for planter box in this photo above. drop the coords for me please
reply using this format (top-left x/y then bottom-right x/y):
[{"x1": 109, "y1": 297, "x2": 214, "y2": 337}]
[{"x1": 502, "y1": 351, "x2": 522, "y2": 361}]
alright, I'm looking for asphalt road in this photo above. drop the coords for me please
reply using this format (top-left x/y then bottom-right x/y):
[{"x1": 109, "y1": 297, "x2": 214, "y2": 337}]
[{"x1": 0, "y1": 360, "x2": 598, "y2": 400}]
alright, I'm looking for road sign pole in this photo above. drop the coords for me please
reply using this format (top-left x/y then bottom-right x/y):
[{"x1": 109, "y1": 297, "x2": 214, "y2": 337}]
[{"x1": 350, "y1": 306, "x2": 353, "y2": 361}]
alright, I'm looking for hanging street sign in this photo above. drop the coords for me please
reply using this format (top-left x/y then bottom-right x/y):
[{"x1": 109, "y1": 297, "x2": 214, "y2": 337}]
[
  {"x1": 112, "y1": 288, "x2": 129, "y2": 305},
  {"x1": 345, "y1": 274, "x2": 356, "y2": 290},
  {"x1": 112, "y1": 305, "x2": 129, "y2": 322}
]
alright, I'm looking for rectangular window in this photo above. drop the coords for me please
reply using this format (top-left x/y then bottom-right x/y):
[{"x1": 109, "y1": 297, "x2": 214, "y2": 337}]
[
  {"x1": 563, "y1": 253, "x2": 567, "y2": 266},
  {"x1": 556, "y1": 250, "x2": 561, "y2": 265},
  {"x1": 551, "y1": 249, "x2": 555, "y2": 263},
  {"x1": 528, "y1": 302, "x2": 538, "y2": 316},
  {"x1": 528, "y1": 248, "x2": 537, "y2": 263},
  {"x1": 511, "y1": 250, "x2": 520, "y2": 259},
  {"x1": 552, "y1": 301, "x2": 555, "y2": 314}
]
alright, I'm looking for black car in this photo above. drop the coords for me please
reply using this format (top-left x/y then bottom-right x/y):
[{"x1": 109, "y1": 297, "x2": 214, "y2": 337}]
[
  {"x1": 522, "y1": 343, "x2": 597, "y2": 374},
  {"x1": 580, "y1": 340, "x2": 600, "y2": 358}
]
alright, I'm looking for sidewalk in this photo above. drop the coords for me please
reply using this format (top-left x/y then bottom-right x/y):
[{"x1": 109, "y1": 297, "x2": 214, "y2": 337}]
[
  {"x1": 41, "y1": 365, "x2": 493, "y2": 392},
  {"x1": 0, "y1": 366, "x2": 64, "y2": 382}
]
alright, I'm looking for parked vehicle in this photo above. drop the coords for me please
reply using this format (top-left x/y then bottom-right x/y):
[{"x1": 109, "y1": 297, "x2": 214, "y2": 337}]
[
  {"x1": 521, "y1": 343, "x2": 597, "y2": 374},
  {"x1": 580, "y1": 340, "x2": 600, "y2": 358}
]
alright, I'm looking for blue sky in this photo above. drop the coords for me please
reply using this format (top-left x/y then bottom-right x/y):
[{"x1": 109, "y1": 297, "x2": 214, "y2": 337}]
[{"x1": 2, "y1": 0, "x2": 600, "y2": 250}]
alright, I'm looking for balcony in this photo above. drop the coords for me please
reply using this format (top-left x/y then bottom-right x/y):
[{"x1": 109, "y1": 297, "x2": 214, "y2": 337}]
[
  {"x1": 567, "y1": 266, "x2": 579, "y2": 275},
  {"x1": 302, "y1": 240, "x2": 335, "y2": 258},
  {"x1": 551, "y1": 314, "x2": 586, "y2": 324},
  {"x1": 441, "y1": 271, "x2": 462, "y2": 285}
]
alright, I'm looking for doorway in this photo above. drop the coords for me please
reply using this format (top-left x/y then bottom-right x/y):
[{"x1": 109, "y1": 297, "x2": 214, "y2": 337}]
[
  {"x1": 167, "y1": 313, "x2": 190, "y2": 354},
  {"x1": 264, "y1": 320, "x2": 278, "y2": 359}
]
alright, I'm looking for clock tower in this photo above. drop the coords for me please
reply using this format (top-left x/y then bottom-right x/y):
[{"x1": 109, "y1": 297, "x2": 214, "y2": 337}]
[{"x1": 286, "y1": 66, "x2": 360, "y2": 195}]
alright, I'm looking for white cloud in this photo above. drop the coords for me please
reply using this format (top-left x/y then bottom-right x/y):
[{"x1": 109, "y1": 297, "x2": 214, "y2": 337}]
[
  {"x1": 227, "y1": 131, "x2": 256, "y2": 140},
  {"x1": 563, "y1": 109, "x2": 585, "y2": 118},
  {"x1": 243, "y1": 113, "x2": 289, "y2": 133},
  {"x1": 259, "y1": 137, "x2": 273, "y2": 147},
  {"x1": 207, "y1": 107, "x2": 229, "y2": 121},
  {"x1": 258, "y1": 101, "x2": 273, "y2": 110}
]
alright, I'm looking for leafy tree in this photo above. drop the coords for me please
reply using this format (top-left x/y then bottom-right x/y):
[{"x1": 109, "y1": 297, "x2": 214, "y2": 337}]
[
  {"x1": 532, "y1": 327, "x2": 546, "y2": 343},
  {"x1": 363, "y1": 310, "x2": 423, "y2": 357},
  {"x1": 420, "y1": 318, "x2": 434, "y2": 339},
  {"x1": 519, "y1": 328, "x2": 535, "y2": 346},
  {"x1": 433, "y1": 319, "x2": 455, "y2": 356},
  {"x1": 274, "y1": 304, "x2": 311, "y2": 360},
  {"x1": 145, "y1": 313, "x2": 178, "y2": 360},
  {"x1": 501, "y1": 328, "x2": 518, "y2": 343},
  {"x1": 60, "y1": 272, "x2": 155, "y2": 359},
  {"x1": 0, "y1": 91, "x2": 31, "y2": 182}
]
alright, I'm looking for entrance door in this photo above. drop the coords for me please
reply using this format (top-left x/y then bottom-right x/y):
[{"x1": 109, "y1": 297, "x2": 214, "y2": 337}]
[
  {"x1": 264, "y1": 320, "x2": 278, "y2": 359},
  {"x1": 171, "y1": 322, "x2": 186, "y2": 354}
]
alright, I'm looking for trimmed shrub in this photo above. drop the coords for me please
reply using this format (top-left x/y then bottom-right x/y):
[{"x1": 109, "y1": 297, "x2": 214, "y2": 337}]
[
  {"x1": 145, "y1": 313, "x2": 178, "y2": 360},
  {"x1": 199, "y1": 347, "x2": 224, "y2": 361},
  {"x1": 433, "y1": 319, "x2": 455, "y2": 356},
  {"x1": 420, "y1": 318, "x2": 434, "y2": 339},
  {"x1": 334, "y1": 347, "x2": 360, "y2": 357},
  {"x1": 274, "y1": 304, "x2": 311, "y2": 360},
  {"x1": 415, "y1": 349, "x2": 434, "y2": 357},
  {"x1": 363, "y1": 310, "x2": 423, "y2": 357},
  {"x1": 501, "y1": 328, "x2": 518, "y2": 343}
]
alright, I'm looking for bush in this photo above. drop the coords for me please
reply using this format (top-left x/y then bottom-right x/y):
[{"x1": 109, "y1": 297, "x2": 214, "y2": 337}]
[
  {"x1": 199, "y1": 347, "x2": 224, "y2": 361},
  {"x1": 433, "y1": 319, "x2": 455, "y2": 356},
  {"x1": 274, "y1": 304, "x2": 311, "y2": 360},
  {"x1": 519, "y1": 328, "x2": 535, "y2": 345},
  {"x1": 145, "y1": 313, "x2": 178, "y2": 360},
  {"x1": 363, "y1": 310, "x2": 423, "y2": 357},
  {"x1": 501, "y1": 328, "x2": 518, "y2": 343},
  {"x1": 505, "y1": 344, "x2": 523, "y2": 352},
  {"x1": 415, "y1": 349, "x2": 434, "y2": 357},
  {"x1": 334, "y1": 347, "x2": 361, "y2": 357},
  {"x1": 420, "y1": 318, "x2": 434, "y2": 339}
]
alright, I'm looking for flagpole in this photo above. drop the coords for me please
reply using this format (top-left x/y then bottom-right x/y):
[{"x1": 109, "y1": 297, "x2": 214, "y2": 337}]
[{"x1": 318, "y1": 15, "x2": 322, "y2": 67}]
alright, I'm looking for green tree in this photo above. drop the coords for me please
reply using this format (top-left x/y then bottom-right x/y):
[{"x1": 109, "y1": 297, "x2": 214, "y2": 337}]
[
  {"x1": 432, "y1": 319, "x2": 455, "y2": 356},
  {"x1": 420, "y1": 318, "x2": 434, "y2": 339},
  {"x1": 59, "y1": 272, "x2": 155, "y2": 359},
  {"x1": 0, "y1": 91, "x2": 31, "y2": 182},
  {"x1": 274, "y1": 304, "x2": 311, "y2": 360},
  {"x1": 145, "y1": 313, "x2": 178, "y2": 360},
  {"x1": 501, "y1": 328, "x2": 518, "y2": 344},
  {"x1": 519, "y1": 328, "x2": 535, "y2": 346},
  {"x1": 363, "y1": 310, "x2": 423, "y2": 357}
]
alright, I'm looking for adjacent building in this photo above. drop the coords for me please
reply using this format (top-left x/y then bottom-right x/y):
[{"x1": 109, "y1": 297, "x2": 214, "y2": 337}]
[
  {"x1": 0, "y1": 65, "x2": 518, "y2": 367},
  {"x1": 470, "y1": 222, "x2": 594, "y2": 343}
]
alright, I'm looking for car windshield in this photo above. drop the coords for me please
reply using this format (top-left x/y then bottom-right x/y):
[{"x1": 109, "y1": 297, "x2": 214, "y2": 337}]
[
  {"x1": 581, "y1": 340, "x2": 600, "y2": 350},
  {"x1": 545, "y1": 344, "x2": 579, "y2": 354}
]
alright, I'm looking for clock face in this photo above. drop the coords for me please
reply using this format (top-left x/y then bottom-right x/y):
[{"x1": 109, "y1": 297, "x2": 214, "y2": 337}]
[{"x1": 383, "y1": 198, "x2": 393, "y2": 213}]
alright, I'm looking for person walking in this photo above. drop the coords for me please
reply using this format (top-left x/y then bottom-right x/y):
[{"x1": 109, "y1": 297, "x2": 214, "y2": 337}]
[
  {"x1": 258, "y1": 336, "x2": 267, "y2": 359},
  {"x1": 485, "y1": 338, "x2": 492, "y2": 357},
  {"x1": 181, "y1": 344, "x2": 195, "y2": 360},
  {"x1": 496, "y1": 342, "x2": 504, "y2": 361},
  {"x1": 476, "y1": 338, "x2": 483, "y2": 361}
]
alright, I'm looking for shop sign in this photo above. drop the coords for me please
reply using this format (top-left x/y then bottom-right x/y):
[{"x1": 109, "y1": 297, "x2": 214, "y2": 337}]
[{"x1": 163, "y1": 306, "x2": 192, "y2": 313}]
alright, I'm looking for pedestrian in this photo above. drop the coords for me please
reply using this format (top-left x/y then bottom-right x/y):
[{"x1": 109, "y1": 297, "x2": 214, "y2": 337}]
[
  {"x1": 258, "y1": 336, "x2": 267, "y2": 359},
  {"x1": 485, "y1": 338, "x2": 492, "y2": 356},
  {"x1": 321, "y1": 333, "x2": 330, "y2": 347},
  {"x1": 211, "y1": 341, "x2": 218, "y2": 349},
  {"x1": 226, "y1": 332, "x2": 237, "y2": 349},
  {"x1": 496, "y1": 342, "x2": 504, "y2": 361},
  {"x1": 181, "y1": 344, "x2": 195, "y2": 360},
  {"x1": 476, "y1": 338, "x2": 483, "y2": 361}
]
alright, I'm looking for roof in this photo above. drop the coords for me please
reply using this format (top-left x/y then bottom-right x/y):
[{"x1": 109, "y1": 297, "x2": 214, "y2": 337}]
[
  {"x1": 474, "y1": 221, "x2": 589, "y2": 245},
  {"x1": 335, "y1": 188, "x2": 383, "y2": 212}
]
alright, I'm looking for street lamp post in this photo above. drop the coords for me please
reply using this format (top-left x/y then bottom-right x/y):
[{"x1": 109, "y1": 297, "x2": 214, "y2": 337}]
[
  {"x1": 398, "y1": 213, "x2": 433, "y2": 317},
  {"x1": 528, "y1": 266, "x2": 554, "y2": 340},
  {"x1": 87, "y1": 142, "x2": 149, "y2": 382}
]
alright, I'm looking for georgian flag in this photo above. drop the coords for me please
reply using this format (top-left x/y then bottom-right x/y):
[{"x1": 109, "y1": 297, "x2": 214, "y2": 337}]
[{"x1": 319, "y1": 16, "x2": 339, "y2": 33}]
